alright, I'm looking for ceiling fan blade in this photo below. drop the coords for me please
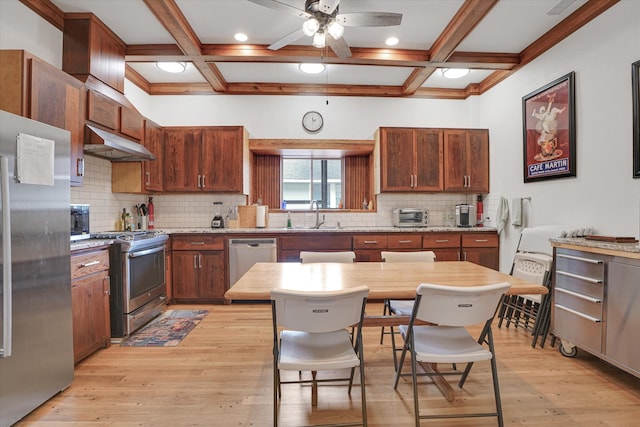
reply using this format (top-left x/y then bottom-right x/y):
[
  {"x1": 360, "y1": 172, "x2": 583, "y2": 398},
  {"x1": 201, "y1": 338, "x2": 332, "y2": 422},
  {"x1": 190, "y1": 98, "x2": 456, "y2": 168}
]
[
  {"x1": 248, "y1": 0, "x2": 311, "y2": 19},
  {"x1": 319, "y1": 0, "x2": 340, "y2": 15},
  {"x1": 268, "y1": 28, "x2": 307, "y2": 51},
  {"x1": 336, "y1": 12, "x2": 403, "y2": 27},
  {"x1": 327, "y1": 35, "x2": 352, "y2": 59}
]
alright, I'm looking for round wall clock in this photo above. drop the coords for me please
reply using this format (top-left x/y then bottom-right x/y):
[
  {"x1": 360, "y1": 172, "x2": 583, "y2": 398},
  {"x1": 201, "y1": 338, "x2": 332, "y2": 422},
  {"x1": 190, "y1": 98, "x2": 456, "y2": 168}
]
[{"x1": 302, "y1": 111, "x2": 323, "y2": 133}]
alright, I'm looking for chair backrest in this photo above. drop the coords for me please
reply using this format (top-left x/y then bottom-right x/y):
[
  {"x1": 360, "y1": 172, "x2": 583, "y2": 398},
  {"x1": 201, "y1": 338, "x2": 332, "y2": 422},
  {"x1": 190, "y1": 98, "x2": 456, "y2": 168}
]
[
  {"x1": 299, "y1": 251, "x2": 356, "y2": 263},
  {"x1": 414, "y1": 282, "x2": 511, "y2": 327},
  {"x1": 511, "y1": 252, "x2": 553, "y2": 285},
  {"x1": 381, "y1": 250, "x2": 436, "y2": 263},
  {"x1": 271, "y1": 286, "x2": 369, "y2": 333}
]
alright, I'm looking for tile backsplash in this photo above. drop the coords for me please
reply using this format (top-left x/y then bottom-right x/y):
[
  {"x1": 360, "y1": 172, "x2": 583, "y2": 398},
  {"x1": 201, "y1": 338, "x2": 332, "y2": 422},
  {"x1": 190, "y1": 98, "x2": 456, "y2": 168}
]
[{"x1": 72, "y1": 156, "x2": 474, "y2": 231}]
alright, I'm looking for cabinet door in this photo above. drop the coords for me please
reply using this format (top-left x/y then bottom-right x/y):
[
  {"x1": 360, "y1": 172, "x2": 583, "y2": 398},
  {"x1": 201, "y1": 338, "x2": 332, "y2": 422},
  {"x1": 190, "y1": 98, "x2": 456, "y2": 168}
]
[
  {"x1": 164, "y1": 128, "x2": 201, "y2": 191},
  {"x1": 414, "y1": 129, "x2": 444, "y2": 191},
  {"x1": 200, "y1": 127, "x2": 243, "y2": 192},
  {"x1": 380, "y1": 128, "x2": 414, "y2": 191},
  {"x1": 71, "y1": 273, "x2": 110, "y2": 363},
  {"x1": 444, "y1": 129, "x2": 490, "y2": 193},
  {"x1": 143, "y1": 119, "x2": 164, "y2": 191},
  {"x1": 355, "y1": 250, "x2": 383, "y2": 262},
  {"x1": 120, "y1": 106, "x2": 144, "y2": 141},
  {"x1": 464, "y1": 247, "x2": 499, "y2": 270},
  {"x1": 30, "y1": 58, "x2": 85, "y2": 186},
  {"x1": 466, "y1": 130, "x2": 489, "y2": 193},
  {"x1": 198, "y1": 251, "x2": 226, "y2": 300},
  {"x1": 443, "y1": 129, "x2": 468, "y2": 192},
  {"x1": 87, "y1": 90, "x2": 119, "y2": 130},
  {"x1": 606, "y1": 261, "x2": 640, "y2": 375},
  {"x1": 171, "y1": 251, "x2": 200, "y2": 298}
]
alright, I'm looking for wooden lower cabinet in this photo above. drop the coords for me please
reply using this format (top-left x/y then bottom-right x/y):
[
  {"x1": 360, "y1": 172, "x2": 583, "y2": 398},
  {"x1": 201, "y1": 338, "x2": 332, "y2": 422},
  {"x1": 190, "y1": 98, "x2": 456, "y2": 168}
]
[
  {"x1": 353, "y1": 234, "x2": 387, "y2": 262},
  {"x1": 462, "y1": 233, "x2": 499, "y2": 270},
  {"x1": 71, "y1": 247, "x2": 111, "y2": 363},
  {"x1": 279, "y1": 234, "x2": 352, "y2": 262},
  {"x1": 172, "y1": 235, "x2": 226, "y2": 302}
]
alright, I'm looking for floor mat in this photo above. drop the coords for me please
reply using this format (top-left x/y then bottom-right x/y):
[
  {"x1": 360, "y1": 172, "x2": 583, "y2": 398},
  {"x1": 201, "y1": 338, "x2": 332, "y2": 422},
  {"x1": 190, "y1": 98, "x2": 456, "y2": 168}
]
[{"x1": 120, "y1": 309, "x2": 209, "y2": 347}]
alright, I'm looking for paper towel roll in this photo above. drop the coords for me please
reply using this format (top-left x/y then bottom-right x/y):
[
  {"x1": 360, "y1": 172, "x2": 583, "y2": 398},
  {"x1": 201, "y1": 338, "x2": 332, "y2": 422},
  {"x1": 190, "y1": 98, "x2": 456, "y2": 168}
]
[{"x1": 256, "y1": 205, "x2": 266, "y2": 228}]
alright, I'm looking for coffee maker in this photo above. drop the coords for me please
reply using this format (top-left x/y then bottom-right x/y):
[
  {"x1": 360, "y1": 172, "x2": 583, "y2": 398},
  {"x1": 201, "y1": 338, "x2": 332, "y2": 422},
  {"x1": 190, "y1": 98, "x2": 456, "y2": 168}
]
[
  {"x1": 211, "y1": 202, "x2": 224, "y2": 228},
  {"x1": 455, "y1": 204, "x2": 476, "y2": 227}
]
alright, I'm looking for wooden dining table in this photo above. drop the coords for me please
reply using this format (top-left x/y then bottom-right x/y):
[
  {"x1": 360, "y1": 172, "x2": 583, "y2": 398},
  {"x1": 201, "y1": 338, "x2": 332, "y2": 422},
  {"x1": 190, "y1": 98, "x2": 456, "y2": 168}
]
[
  {"x1": 225, "y1": 260, "x2": 548, "y2": 402},
  {"x1": 224, "y1": 260, "x2": 548, "y2": 327}
]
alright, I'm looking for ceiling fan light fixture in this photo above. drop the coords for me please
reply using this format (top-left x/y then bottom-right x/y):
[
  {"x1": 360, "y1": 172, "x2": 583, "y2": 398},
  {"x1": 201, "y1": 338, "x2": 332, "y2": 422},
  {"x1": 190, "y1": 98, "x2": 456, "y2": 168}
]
[
  {"x1": 302, "y1": 18, "x2": 320, "y2": 36},
  {"x1": 312, "y1": 31, "x2": 326, "y2": 48},
  {"x1": 156, "y1": 61, "x2": 186, "y2": 73},
  {"x1": 441, "y1": 68, "x2": 470, "y2": 79},
  {"x1": 326, "y1": 21, "x2": 344, "y2": 40},
  {"x1": 299, "y1": 63, "x2": 326, "y2": 74}
]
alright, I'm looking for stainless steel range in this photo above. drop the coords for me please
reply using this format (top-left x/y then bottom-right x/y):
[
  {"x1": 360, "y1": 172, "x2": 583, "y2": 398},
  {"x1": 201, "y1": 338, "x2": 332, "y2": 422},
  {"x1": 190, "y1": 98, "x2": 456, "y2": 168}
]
[{"x1": 92, "y1": 231, "x2": 169, "y2": 340}]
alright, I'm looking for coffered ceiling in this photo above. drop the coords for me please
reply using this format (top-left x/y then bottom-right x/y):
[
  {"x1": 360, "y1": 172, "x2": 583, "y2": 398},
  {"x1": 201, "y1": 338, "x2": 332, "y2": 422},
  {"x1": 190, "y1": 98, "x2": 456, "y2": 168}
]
[{"x1": 24, "y1": 0, "x2": 620, "y2": 99}]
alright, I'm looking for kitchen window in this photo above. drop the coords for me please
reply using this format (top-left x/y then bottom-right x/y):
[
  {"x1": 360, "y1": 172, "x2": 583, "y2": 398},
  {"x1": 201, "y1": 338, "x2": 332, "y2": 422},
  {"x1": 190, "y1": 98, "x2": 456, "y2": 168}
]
[
  {"x1": 282, "y1": 158, "x2": 342, "y2": 209},
  {"x1": 251, "y1": 152, "x2": 372, "y2": 211}
]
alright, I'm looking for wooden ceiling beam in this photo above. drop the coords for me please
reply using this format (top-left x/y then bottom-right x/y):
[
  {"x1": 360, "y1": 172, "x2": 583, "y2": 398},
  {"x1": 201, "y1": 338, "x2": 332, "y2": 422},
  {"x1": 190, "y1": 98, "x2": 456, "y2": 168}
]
[{"x1": 142, "y1": 0, "x2": 227, "y2": 92}]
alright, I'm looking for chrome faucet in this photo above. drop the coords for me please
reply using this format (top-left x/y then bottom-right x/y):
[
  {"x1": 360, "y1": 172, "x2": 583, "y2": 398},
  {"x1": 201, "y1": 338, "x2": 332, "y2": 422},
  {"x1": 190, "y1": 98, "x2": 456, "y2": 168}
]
[{"x1": 310, "y1": 200, "x2": 325, "y2": 229}]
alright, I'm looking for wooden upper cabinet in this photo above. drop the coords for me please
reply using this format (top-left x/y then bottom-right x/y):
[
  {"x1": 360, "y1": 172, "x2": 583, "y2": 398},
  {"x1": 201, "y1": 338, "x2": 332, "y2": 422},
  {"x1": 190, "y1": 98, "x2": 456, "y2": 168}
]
[
  {"x1": 87, "y1": 90, "x2": 118, "y2": 130},
  {"x1": 415, "y1": 129, "x2": 444, "y2": 191},
  {"x1": 0, "y1": 50, "x2": 85, "y2": 186},
  {"x1": 443, "y1": 129, "x2": 489, "y2": 193},
  {"x1": 120, "y1": 106, "x2": 144, "y2": 141},
  {"x1": 111, "y1": 118, "x2": 164, "y2": 194},
  {"x1": 164, "y1": 126, "x2": 247, "y2": 193},
  {"x1": 379, "y1": 127, "x2": 443, "y2": 192},
  {"x1": 201, "y1": 127, "x2": 245, "y2": 192},
  {"x1": 63, "y1": 14, "x2": 126, "y2": 93},
  {"x1": 143, "y1": 119, "x2": 164, "y2": 191},
  {"x1": 164, "y1": 128, "x2": 202, "y2": 192}
]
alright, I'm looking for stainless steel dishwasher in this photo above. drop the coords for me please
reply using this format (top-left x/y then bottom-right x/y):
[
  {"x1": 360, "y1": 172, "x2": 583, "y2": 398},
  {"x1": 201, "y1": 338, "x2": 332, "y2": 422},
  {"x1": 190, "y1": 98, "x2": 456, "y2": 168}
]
[{"x1": 228, "y1": 238, "x2": 278, "y2": 288}]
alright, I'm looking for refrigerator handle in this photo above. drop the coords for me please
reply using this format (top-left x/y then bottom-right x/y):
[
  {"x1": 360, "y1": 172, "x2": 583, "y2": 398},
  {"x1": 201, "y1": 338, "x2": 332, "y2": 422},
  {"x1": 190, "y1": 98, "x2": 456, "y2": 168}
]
[{"x1": 0, "y1": 155, "x2": 12, "y2": 358}]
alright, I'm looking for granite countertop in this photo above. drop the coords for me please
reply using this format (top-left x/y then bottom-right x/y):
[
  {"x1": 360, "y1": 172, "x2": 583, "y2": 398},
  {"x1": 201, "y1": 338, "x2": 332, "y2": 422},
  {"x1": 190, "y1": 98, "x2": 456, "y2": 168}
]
[
  {"x1": 161, "y1": 226, "x2": 497, "y2": 234},
  {"x1": 70, "y1": 239, "x2": 113, "y2": 252},
  {"x1": 551, "y1": 237, "x2": 640, "y2": 256}
]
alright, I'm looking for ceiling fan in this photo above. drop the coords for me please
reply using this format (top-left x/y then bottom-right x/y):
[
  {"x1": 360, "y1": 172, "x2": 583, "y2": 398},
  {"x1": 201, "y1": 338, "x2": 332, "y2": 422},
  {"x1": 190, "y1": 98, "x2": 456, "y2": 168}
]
[{"x1": 248, "y1": 0, "x2": 402, "y2": 58}]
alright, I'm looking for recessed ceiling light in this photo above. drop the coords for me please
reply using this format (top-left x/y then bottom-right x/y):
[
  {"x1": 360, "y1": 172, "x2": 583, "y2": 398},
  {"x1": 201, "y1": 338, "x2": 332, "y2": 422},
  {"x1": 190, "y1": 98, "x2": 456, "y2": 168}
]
[
  {"x1": 299, "y1": 63, "x2": 326, "y2": 74},
  {"x1": 441, "y1": 68, "x2": 470, "y2": 79},
  {"x1": 156, "y1": 62, "x2": 187, "y2": 73},
  {"x1": 234, "y1": 33, "x2": 248, "y2": 42},
  {"x1": 385, "y1": 37, "x2": 399, "y2": 46}
]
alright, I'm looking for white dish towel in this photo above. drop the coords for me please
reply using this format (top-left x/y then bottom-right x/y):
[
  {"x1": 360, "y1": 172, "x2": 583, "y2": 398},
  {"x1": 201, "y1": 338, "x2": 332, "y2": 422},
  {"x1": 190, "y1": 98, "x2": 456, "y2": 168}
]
[
  {"x1": 496, "y1": 196, "x2": 509, "y2": 234},
  {"x1": 511, "y1": 197, "x2": 523, "y2": 226}
]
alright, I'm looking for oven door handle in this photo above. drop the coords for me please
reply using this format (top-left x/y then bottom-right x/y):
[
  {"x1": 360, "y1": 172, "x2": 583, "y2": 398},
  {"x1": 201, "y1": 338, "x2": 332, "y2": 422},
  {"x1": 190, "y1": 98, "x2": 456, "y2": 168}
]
[{"x1": 128, "y1": 246, "x2": 164, "y2": 258}]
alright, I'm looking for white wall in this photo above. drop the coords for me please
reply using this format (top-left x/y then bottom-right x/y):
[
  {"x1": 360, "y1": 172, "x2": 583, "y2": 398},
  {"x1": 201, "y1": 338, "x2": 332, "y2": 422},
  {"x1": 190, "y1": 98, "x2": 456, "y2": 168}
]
[
  {"x1": 469, "y1": 0, "x2": 640, "y2": 270},
  {"x1": 0, "y1": 0, "x2": 62, "y2": 67}
]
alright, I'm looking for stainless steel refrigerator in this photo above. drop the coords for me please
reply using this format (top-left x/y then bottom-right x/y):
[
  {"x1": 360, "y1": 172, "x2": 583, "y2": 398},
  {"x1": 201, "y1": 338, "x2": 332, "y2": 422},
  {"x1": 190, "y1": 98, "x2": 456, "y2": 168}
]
[{"x1": 0, "y1": 110, "x2": 74, "y2": 427}]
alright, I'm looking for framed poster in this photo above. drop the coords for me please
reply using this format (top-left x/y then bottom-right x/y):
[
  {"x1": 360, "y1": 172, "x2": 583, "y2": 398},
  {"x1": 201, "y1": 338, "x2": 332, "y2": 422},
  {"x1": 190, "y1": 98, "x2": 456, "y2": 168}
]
[
  {"x1": 522, "y1": 72, "x2": 576, "y2": 182},
  {"x1": 633, "y1": 60, "x2": 640, "y2": 178}
]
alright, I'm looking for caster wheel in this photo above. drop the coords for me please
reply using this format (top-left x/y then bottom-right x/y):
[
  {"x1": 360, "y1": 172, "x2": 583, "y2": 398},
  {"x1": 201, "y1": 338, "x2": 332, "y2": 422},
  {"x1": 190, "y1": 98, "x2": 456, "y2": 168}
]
[{"x1": 559, "y1": 343, "x2": 577, "y2": 357}]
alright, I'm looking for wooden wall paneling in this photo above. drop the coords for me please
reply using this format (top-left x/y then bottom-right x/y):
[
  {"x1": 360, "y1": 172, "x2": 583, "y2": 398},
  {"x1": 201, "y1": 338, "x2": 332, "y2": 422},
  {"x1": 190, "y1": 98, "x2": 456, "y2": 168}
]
[
  {"x1": 344, "y1": 155, "x2": 371, "y2": 210},
  {"x1": 252, "y1": 154, "x2": 281, "y2": 208}
]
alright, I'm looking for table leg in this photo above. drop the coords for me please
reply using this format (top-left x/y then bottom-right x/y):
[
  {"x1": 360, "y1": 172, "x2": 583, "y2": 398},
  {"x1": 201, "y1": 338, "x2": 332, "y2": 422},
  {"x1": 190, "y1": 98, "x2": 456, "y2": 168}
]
[{"x1": 418, "y1": 362, "x2": 456, "y2": 402}]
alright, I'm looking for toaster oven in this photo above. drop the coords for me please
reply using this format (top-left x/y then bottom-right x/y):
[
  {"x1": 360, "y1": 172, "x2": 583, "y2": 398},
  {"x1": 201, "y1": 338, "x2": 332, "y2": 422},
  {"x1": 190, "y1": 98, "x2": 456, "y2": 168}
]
[{"x1": 392, "y1": 208, "x2": 429, "y2": 227}]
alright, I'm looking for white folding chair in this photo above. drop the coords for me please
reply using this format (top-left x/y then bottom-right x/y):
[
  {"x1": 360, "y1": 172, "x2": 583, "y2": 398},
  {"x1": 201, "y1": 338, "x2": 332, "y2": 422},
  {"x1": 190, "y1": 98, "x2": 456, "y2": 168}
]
[
  {"x1": 379, "y1": 251, "x2": 436, "y2": 371},
  {"x1": 393, "y1": 282, "x2": 511, "y2": 427},
  {"x1": 271, "y1": 286, "x2": 369, "y2": 427},
  {"x1": 300, "y1": 251, "x2": 356, "y2": 263},
  {"x1": 498, "y1": 252, "x2": 553, "y2": 347}
]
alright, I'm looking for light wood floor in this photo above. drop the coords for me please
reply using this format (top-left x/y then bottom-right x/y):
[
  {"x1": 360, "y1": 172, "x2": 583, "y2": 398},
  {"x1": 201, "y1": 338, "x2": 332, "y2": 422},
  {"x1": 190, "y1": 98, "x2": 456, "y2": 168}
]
[{"x1": 17, "y1": 302, "x2": 640, "y2": 426}]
